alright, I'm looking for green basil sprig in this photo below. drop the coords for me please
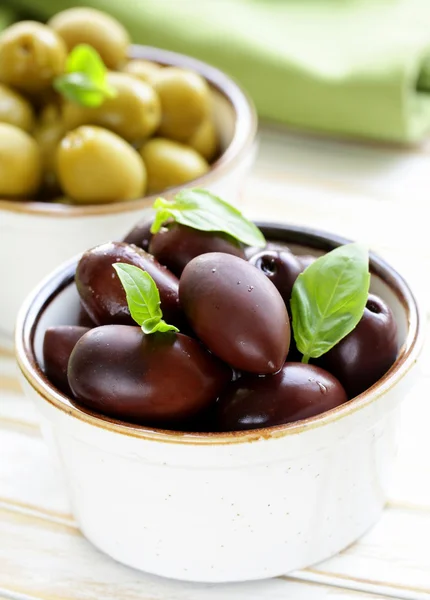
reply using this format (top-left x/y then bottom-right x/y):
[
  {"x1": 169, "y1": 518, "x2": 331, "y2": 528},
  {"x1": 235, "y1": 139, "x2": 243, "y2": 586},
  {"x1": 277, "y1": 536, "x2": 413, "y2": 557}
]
[
  {"x1": 291, "y1": 243, "x2": 370, "y2": 364},
  {"x1": 150, "y1": 188, "x2": 266, "y2": 248},
  {"x1": 54, "y1": 44, "x2": 116, "y2": 107},
  {"x1": 113, "y1": 263, "x2": 179, "y2": 334}
]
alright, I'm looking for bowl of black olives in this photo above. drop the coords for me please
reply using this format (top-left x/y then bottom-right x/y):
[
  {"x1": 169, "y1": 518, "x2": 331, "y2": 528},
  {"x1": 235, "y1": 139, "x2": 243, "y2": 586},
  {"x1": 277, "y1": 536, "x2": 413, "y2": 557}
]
[
  {"x1": 15, "y1": 189, "x2": 423, "y2": 583},
  {"x1": 0, "y1": 8, "x2": 256, "y2": 345}
]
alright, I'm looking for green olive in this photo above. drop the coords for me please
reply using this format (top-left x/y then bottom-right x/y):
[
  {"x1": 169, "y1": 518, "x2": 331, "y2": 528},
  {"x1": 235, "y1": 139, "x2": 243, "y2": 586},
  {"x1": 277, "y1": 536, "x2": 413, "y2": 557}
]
[
  {"x1": 56, "y1": 126, "x2": 147, "y2": 204},
  {"x1": 31, "y1": 88, "x2": 62, "y2": 112},
  {"x1": 39, "y1": 103, "x2": 62, "y2": 126},
  {"x1": 140, "y1": 137, "x2": 209, "y2": 194},
  {"x1": 0, "y1": 83, "x2": 35, "y2": 132},
  {"x1": 62, "y1": 72, "x2": 161, "y2": 142},
  {"x1": 188, "y1": 118, "x2": 218, "y2": 162},
  {"x1": 0, "y1": 123, "x2": 42, "y2": 197},
  {"x1": 0, "y1": 22, "x2": 66, "y2": 94},
  {"x1": 152, "y1": 67, "x2": 210, "y2": 141},
  {"x1": 48, "y1": 7, "x2": 129, "y2": 69},
  {"x1": 122, "y1": 59, "x2": 161, "y2": 84},
  {"x1": 34, "y1": 119, "x2": 65, "y2": 192}
]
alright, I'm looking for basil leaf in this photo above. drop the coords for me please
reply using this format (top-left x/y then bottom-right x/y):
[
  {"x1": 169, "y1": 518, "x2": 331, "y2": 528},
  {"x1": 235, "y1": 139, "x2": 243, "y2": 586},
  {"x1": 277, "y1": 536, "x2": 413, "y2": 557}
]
[
  {"x1": 54, "y1": 73, "x2": 114, "y2": 107},
  {"x1": 290, "y1": 243, "x2": 370, "y2": 363},
  {"x1": 112, "y1": 263, "x2": 179, "y2": 335},
  {"x1": 66, "y1": 43, "x2": 106, "y2": 84},
  {"x1": 150, "y1": 188, "x2": 265, "y2": 248},
  {"x1": 53, "y1": 44, "x2": 116, "y2": 108},
  {"x1": 145, "y1": 320, "x2": 179, "y2": 334}
]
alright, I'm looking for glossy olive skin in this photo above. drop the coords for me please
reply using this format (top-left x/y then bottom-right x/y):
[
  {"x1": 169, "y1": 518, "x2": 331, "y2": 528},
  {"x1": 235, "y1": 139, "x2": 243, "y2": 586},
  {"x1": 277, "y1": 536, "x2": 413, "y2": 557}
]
[
  {"x1": 122, "y1": 59, "x2": 161, "y2": 83},
  {"x1": 249, "y1": 249, "x2": 303, "y2": 307},
  {"x1": 150, "y1": 223, "x2": 246, "y2": 276},
  {"x1": 0, "y1": 22, "x2": 66, "y2": 93},
  {"x1": 39, "y1": 103, "x2": 62, "y2": 126},
  {"x1": 123, "y1": 216, "x2": 154, "y2": 252},
  {"x1": 217, "y1": 362, "x2": 347, "y2": 431},
  {"x1": 140, "y1": 137, "x2": 209, "y2": 194},
  {"x1": 0, "y1": 84, "x2": 35, "y2": 132},
  {"x1": 179, "y1": 253, "x2": 290, "y2": 373},
  {"x1": 317, "y1": 294, "x2": 398, "y2": 398},
  {"x1": 153, "y1": 67, "x2": 210, "y2": 141},
  {"x1": 188, "y1": 118, "x2": 218, "y2": 161},
  {"x1": 68, "y1": 326, "x2": 232, "y2": 424},
  {"x1": 48, "y1": 8, "x2": 129, "y2": 69},
  {"x1": 56, "y1": 126, "x2": 146, "y2": 204},
  {"x1": 63, "y1": 73, "x2": 161, "y2": 142},
  {"x1": 43, "y1": 326, "x2": 90, "y2": 395},
  {"x1": 0, "y1": 123, "x2": 42, "y2": 197},
  {"x1": 77, "y1": 303, "x2": 96, "y2": 328},
  {"x1": 76, "y1": 242, "x2": 182, "y2": 327},
  {"x1": 34, "y1": 118, "x2": 64, "y2": 193}
]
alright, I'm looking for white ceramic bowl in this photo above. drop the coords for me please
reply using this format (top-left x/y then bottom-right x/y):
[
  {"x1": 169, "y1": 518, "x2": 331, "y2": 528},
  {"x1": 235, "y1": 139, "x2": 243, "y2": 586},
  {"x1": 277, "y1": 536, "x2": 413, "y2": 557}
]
[
  {"x1": 0, "y1": 45, "x2": 257, "y2": 347},
  {"x1": 15, "y1": 224, "x2": 423, "y2": 583}
]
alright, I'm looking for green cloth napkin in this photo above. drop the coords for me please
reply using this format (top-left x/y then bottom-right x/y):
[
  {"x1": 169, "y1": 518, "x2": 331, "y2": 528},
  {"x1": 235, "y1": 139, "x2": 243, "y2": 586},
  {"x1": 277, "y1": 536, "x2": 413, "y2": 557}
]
[
  {"x1": 0, "y1": 6, "x2": 14, "y2": 31},
  {"x1": 4, "y1": 0, "x2": 430, "y2": 143}
]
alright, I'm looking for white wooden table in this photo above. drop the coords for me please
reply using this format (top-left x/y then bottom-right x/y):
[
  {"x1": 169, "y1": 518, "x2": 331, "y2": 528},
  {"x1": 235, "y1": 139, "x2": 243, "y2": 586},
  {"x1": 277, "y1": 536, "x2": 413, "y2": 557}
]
[{"x1": 1, "y1": 125, "x2": 430, "y2": 600}]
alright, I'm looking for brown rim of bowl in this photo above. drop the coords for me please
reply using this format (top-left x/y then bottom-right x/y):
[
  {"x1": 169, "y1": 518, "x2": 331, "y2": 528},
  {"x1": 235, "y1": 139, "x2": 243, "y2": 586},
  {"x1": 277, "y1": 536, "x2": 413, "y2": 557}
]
[
  {"x1": 15, "y1": 223, "x2": 423, "y2": 445},
  {"x1": 0, "y1": 45, "x2": 257, "y2": 218}
]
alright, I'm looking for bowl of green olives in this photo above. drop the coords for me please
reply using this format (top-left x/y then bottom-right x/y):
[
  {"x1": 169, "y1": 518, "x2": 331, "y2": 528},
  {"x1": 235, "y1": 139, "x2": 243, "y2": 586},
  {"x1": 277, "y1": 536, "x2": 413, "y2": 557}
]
[
  {"x1": 0, "y1": 8, "x2": 257, "y2": 345},
  {"x1": 15, "y1": 190, "x2": 423, "y2": 583}
]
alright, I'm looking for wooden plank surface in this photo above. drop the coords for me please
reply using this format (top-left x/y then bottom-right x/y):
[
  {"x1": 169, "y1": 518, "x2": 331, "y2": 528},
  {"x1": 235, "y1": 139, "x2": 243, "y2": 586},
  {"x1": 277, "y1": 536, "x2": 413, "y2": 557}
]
[
  {"x1": 2, "y1": 125, "x2": 430, "y2": 599},
  {"x1": 0, "y1": 505, "x2": 397, "y2": 600},
  {"x1": 1, "y1": 421, "x2": 429, "y2": 599}
]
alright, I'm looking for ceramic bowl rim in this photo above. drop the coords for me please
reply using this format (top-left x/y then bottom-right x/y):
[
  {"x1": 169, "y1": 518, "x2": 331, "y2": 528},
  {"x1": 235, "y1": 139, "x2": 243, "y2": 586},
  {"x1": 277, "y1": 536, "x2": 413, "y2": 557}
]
[
  {"x1": 0, "y1": 44, "x2": 257, "y2": 218},
  {"x1": 15, "y1": 222, "x2": 423, "y2": 445}
]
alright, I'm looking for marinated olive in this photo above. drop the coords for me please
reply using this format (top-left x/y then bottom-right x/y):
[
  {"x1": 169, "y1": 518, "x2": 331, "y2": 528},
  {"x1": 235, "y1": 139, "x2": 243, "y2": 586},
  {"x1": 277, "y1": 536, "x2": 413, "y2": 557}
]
[
  {"x1": 76, "y1": 241, "x2": 182, "y2": 327},
  {"x1": 140, "y1": 137, "x2": 209, "y2": 194},
  {"x1": 122, "y1": 59, "x2": 161, "y2": 83},
  {"x1": 39, "y1": 103, "x2": 62, "y2": 126},
  {"x1": 77, "y1": 303, "x2": 96, "y2": 328},
  {"x1": 122, "y1": 216, "x2": 154, "y2": 251},
  {"x1": 34, "y1": 119, "x2": 64, "y2": 192},
  {"x1": 68, "y1": 325, "x2": 232, "y2": 424},
  {"x1": 0, "y1": 22, "x2": 66, "y2": 94},
  {"x1": 317, "y1": 294, "x2": 398, "y2": 398},
  {"x1": 149, "y1": 223, "x2": 245, "y2": 276},
  {"x1": 43, "y1": 326, "x2": 90, "y2": 395},
  {"x1": 62, "y1": 72, "x2": 161, "y2": 142},
  {"x1": 188, "y1": 118, "x2": 218, "y2": 161},
  {"x1": 56, "y1": 126, "x2": 146, "y2": 204},
  {"x1": 48, "y1": 7, "x2": 129, "y2": 69},
  {"x1": 179, "y1": 252, "x2": 290, "y2": 374},
  {"x1": 0, "y1": 123, "x2": 42, "y2": 197},
  {"x1": 216, "y1": 362, "x2": 347, "y2": 431},
  {"x1": 249, "y1": 249, "x2": 303, "y2": 307},
  {"x1": 153, "y1": 67, "x2": 210, "y2": 141},
  {"x1": 0, "y1": 84, "x2": 35, "y2": 132}
]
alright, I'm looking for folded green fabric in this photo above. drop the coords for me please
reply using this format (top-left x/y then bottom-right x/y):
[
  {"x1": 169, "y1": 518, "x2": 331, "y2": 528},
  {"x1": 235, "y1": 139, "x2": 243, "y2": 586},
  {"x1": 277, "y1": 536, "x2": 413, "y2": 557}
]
[
  {"x1": 3, "y1": 0, "x2": 430, "y2": 143},
  {"x1": 0, "y1": 6, "x2": 14, "y2": 31}
]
